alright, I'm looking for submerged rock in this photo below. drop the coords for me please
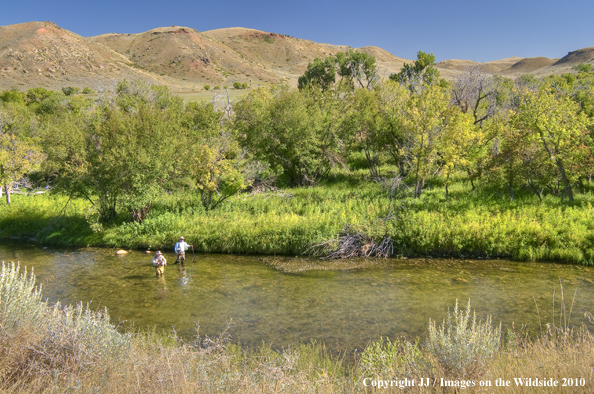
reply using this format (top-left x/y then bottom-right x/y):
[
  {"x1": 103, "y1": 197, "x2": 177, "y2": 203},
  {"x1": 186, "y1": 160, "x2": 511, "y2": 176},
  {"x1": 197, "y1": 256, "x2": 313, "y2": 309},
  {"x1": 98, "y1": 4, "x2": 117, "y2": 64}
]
[{"x1": 116, "y1": 250, "x2": 128, "y2": 255}]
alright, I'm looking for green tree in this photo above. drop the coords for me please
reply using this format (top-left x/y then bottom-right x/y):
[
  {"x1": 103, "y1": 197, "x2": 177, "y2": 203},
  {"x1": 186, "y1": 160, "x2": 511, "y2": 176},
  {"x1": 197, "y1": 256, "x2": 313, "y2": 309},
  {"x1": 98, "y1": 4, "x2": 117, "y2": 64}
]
[
  {"x1": 398, "y1": 84, "x2": 451, "y2": 198},
  {"x1": 390, "y1": 51, "x2": 445, "y2": 92},
  {"x1": 298, "y1": 56, "x2": 337, "y2": 91},
  {"x1": 185, "y1": 101, "x2": 248, "y2": 210},
  {"x1": 511, "y1": 87, "x2": 592, "y2": 202},
  {"x1": 298, "y1": 50, "x2": 378, "y2": 91},
  {"x1": 235, "y1": 87, "x2": 343, "y2": 186},
  {"x1": 45, "y1": 82, "x2": 187, "y2": 221},
  {"x1": 0, "y1": 105, "x2": 43, "y2": 204}
]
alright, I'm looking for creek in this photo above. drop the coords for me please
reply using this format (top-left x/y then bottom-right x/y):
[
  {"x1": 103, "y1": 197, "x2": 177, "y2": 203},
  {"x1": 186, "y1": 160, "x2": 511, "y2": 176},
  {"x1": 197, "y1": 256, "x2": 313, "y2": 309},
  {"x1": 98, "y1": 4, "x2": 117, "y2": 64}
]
[{"x1": 2, "y1": 243, "x2": 593, "y2": 353}]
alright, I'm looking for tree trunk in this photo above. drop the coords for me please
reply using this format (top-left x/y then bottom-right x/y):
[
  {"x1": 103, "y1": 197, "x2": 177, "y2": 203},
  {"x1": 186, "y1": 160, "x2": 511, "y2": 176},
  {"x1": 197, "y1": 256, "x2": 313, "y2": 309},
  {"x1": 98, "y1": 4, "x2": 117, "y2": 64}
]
[
  {"x1": 508, "y1": 160, "x2": 514, "y2": 201},
  {"x1": 4, "y1": 184, "x2": 10, "y2": 204},
  {"x1": 445, "y1": 173, "x2": 450, "y2": 201},
  {"x1": 556, "y1": 158, "x2": 574, "y2": 202},
  {"x1": 537, "y1": 128, "x2": 574, "y2": 202}
]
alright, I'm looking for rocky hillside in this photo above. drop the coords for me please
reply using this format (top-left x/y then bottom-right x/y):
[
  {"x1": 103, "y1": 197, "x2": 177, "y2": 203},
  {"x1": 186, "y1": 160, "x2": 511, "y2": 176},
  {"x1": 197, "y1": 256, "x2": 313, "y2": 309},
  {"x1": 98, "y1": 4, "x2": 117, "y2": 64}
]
[
  {"x1": 0, "y1": 21, "x2": 179, "y2": 91},
  {"x1": 0, "y1": 21, "x2": 592, "y2": 92}
]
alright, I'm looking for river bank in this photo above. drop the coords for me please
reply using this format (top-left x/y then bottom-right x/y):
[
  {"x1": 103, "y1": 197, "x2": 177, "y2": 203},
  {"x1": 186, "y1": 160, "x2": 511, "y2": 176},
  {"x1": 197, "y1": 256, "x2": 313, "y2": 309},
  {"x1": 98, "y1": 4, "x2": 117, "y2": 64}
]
[
  {"x1": 1, "y1": 178, "x2": 594, "y2": 264},
  {"x1": 1, "y1": 259, "x2": 593, "y2": 393}
]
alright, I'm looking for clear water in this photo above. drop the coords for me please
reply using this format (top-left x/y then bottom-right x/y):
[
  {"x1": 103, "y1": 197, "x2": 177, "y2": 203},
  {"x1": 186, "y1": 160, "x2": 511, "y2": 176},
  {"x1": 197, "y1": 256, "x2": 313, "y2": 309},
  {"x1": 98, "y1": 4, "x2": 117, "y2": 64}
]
[{"x1": 2, "y1": 243, "x2": 593, "y2": 353}]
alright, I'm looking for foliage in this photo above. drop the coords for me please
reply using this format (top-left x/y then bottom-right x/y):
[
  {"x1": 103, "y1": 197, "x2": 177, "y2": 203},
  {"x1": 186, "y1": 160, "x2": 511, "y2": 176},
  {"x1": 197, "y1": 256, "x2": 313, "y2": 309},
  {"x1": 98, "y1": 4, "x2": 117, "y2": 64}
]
[
  {"x1": 427, "y1": 299, "x2": 501, "y2": 375},
  {"x1": 235, "y1": 87, "x2": 344, "y2": 186},
  {"x1": 390, "y1": 51, "x2": 446, "y2": 92},
  {"x1": 0, "y1": 104, "x2": 44, "y2": 204},
  {"x1": 359, "y1": 337, "x2": 423, "y2": 378},
  {"x1": 511, "y1": 85, "x2": 593, "y2": 201},
  {"x1": 42, "y1": 81, "x2": 187, "y2": 222},
  {"x1": 62, "y1": 86, "x2": 80, "y2": 96},
  {"x1": 298, "y1": 50, "x2": 378, "y2": 91}
]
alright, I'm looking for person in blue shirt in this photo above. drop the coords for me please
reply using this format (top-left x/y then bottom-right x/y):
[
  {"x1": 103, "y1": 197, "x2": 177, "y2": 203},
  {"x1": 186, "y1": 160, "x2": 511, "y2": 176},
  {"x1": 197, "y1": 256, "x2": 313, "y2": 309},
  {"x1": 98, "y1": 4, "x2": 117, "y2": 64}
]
[{"x1": 174, "y1": 236, "x2": 193, "y2": 264}]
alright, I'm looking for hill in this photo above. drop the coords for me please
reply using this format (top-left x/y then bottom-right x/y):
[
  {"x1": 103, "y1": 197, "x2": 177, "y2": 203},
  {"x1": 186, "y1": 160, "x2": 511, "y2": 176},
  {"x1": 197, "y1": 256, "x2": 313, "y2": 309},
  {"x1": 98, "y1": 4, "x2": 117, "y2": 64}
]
[
  {"x1": 0, "y1": 21, "x2": 178, "y2": 91},
  {"x1": 0, "y1": 21, "x2": 592, "y2": 92}
]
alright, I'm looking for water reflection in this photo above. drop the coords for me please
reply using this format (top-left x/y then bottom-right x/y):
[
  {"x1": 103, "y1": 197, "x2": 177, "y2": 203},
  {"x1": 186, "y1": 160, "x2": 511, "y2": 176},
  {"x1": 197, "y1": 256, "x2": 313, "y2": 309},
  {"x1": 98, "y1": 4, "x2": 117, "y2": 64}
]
[{"x1": 1, "y1": 243, "x2": 593, "y2": 354}]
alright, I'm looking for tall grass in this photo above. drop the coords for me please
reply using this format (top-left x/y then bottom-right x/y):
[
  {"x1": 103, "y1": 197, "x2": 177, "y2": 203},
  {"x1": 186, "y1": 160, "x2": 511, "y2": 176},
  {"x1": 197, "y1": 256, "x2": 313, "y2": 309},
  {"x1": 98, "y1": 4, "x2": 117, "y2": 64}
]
[{"x1": 2, "y1": 173, "x2": 594, "y2": 263}]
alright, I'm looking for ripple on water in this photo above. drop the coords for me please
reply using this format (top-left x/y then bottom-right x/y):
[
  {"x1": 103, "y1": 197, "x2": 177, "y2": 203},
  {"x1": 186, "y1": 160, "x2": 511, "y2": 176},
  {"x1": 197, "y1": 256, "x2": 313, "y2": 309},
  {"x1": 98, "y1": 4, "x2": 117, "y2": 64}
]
[{"x1": 2, "y1": 244, "x2": 594, "y2": 354}]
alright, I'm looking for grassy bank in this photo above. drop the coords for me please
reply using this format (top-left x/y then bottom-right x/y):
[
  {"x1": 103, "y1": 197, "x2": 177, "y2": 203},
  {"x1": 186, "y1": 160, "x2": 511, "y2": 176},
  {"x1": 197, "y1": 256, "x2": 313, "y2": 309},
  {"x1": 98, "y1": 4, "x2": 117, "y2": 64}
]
[
  {"x1": 2, "y1": 262, "x2": 594, "y2": 393},
  {"x1": 1, "y1": 173, "x2": 594, "y2": 263}
]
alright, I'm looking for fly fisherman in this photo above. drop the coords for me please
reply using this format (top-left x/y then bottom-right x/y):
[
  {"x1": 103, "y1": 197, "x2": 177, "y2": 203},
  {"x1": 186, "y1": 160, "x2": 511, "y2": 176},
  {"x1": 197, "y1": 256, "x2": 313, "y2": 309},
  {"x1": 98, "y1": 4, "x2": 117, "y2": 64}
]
[
  {"x1": 152, "y1": 251, "x2": 167, "y2": 277},
  {"x1": 174, "y1": 236, "x2": 193, "y2": 264}
]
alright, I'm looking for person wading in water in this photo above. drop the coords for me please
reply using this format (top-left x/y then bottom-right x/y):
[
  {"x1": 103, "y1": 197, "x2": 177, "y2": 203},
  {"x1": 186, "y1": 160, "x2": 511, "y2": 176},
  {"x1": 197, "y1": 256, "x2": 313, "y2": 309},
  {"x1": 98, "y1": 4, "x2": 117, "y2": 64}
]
[
  {"x1": 152, "y1": 251, "x2": 167, "y2": 277},
  {"x1": 174, "y1": 236, "x2": 193, "y2": 264}
]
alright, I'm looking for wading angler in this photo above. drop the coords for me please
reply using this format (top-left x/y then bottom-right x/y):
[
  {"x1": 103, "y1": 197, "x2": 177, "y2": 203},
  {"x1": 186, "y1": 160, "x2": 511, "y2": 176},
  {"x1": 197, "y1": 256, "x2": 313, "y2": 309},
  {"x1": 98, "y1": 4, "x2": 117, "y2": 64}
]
[{"x1": 174, "y1": 236, "x2": 193, "y2": 264}]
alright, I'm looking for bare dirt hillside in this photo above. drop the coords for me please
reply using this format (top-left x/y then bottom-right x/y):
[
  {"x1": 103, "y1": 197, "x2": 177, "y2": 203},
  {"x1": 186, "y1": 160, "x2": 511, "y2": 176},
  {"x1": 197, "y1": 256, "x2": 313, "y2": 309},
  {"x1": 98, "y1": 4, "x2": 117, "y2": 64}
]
[
  {"x1": 92, "y1": 26, "x2": 284, "y2": 88},
  {"x1": 200, "y1": 28, "x2": 413, "y2": 84},
  {"x1": 0, "y1": 21, "x2": 177, "y2": 91},
  {"x1": 532, "y1": 48, "x2": 594, "y2": 77},
  {"x1": 501, "y1": 57, "x2": 557, "y2": 76},
  {"x1": 1, "y1": 21, "x2": 592, "y2": 92},
  {"x1": 553, "y1": 47, "x2": 594, "y2": 66}
]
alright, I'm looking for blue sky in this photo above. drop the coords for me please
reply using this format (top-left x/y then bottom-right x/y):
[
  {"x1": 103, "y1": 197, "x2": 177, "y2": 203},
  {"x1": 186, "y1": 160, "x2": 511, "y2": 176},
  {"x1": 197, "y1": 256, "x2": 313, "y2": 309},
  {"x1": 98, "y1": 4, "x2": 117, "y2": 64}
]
[{"x1": 2, "y1": 0, "x2": 592, "y2": 62}]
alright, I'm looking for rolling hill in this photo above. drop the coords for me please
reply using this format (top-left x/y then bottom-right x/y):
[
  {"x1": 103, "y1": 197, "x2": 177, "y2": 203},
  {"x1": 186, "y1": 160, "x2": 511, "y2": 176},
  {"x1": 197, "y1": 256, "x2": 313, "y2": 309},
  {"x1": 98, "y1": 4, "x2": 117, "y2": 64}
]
[{"x1": 0, "y1": 21, "x2": 592, "y2": 92}]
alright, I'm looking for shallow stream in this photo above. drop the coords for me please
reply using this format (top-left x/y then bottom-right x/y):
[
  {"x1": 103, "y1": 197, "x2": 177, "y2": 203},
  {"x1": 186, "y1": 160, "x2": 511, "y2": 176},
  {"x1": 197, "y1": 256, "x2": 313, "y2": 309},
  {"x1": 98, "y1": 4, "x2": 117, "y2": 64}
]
[{"x1": 2, "y1": 243, "x2": 593, "y2": 353}]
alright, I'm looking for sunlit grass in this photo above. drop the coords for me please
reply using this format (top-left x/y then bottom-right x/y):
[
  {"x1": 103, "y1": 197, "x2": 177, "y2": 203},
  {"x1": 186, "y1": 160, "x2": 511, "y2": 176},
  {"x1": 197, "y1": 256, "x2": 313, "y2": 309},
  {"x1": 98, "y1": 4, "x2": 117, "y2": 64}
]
[{"x1": 2, "y1": 172, "x2": 594, "y2": 263}]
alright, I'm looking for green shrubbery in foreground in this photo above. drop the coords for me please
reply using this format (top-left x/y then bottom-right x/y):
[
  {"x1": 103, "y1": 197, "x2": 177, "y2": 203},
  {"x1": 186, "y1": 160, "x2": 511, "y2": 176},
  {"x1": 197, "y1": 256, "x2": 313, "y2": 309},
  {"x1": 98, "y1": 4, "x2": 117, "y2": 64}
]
[
  {"x1": 2, "y1": 174, "x2": 594, "y2": 263},
  {"x1": 2, "y1": 262, "x2": 594, "y2": 393}
]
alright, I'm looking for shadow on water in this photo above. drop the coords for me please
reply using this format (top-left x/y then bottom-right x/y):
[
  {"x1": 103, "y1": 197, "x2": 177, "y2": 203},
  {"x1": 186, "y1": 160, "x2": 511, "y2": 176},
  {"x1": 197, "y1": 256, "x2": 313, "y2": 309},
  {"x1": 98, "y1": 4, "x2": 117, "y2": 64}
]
[{"x1": 2, "y1": 243, "x2": 594, "y2": 354}]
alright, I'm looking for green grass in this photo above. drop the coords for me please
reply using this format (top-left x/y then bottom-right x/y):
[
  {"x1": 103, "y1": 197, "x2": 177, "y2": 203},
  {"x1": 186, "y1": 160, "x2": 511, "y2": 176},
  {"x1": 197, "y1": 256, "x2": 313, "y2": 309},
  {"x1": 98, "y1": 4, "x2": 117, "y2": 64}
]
[{"x1": 2, "y1": 172, "x2": 594, "y2": 263}]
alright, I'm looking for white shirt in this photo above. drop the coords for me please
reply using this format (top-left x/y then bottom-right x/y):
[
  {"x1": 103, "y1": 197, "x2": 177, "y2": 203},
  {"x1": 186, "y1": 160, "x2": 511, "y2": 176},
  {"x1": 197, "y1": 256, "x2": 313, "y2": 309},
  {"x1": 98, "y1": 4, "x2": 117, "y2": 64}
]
[{"x1": 174, "y1": 241, "x2": 190, "y2": 253}]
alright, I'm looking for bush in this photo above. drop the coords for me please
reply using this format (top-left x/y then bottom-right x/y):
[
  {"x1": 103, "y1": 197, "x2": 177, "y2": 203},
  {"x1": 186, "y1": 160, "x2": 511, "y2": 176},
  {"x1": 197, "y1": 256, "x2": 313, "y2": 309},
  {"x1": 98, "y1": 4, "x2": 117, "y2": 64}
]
[
  {"x1": 62, "y1": 86, "x2": 80, "y2": 96},
  {"x1": 233, "y1": 82, "x2": 241, "y2": 89},
  {"x1": 427, "y1": 299, "x2": 501, "y2": 375},
  {"x1": 359, "y1": 337, "x2": 423, "y2": 378},
  {"x1": 204, "y1": 85, "x2": 210, "y2": 90},
  {"x1": 214, "y1": 86, "x2": 220, "y2": 90},
  {"x1": 82, "y1": 87, "x2": 93, "y2": 94}
]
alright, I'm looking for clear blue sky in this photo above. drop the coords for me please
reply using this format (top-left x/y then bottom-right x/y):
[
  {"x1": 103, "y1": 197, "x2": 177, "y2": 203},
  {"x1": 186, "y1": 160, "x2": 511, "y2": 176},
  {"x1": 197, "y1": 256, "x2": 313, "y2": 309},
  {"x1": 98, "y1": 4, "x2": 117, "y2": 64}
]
[{"x1": 2, "y1": 0, "x2": 592, "y2": 62}]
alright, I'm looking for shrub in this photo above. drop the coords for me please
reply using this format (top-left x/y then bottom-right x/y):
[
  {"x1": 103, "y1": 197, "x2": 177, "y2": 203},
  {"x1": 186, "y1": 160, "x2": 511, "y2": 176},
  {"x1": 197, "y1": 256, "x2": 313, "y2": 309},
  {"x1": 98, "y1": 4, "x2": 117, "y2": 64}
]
[
  {"x1": 233, "y1": 82, "x2": 241, "y2": 89},
  {"x1": 359, "y1": 337, "x2": 423, "y2": 378},
  {"x1": 214, "y1": 86, "x2": 220, "y2": 90},
  {"x1": 82, "y1": 87, "x2": 93, "y2": 94},
  {"x1": 62, "y1": 86, "x2": 80, "y2": 96},
  {"x1": 204, "y1": 85, "x2": 210, "y2": 90},
  {"x1": 426, "y1": 299, "x2": 501, "y2": 375}
]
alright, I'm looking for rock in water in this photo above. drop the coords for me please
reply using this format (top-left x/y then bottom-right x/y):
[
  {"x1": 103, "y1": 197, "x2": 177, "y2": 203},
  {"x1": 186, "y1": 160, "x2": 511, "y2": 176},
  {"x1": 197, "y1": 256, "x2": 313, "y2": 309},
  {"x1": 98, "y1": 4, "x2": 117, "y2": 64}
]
[{"x1": 116, "y1": 250, "x2": 128, "y2": 255}]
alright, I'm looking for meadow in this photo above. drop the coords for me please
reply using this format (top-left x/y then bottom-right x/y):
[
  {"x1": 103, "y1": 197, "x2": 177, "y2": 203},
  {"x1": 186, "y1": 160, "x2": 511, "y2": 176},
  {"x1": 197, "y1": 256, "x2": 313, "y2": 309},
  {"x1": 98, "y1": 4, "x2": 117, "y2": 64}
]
[{"x1": 2, "y1": 169, "x2": 594, "y2": 264}]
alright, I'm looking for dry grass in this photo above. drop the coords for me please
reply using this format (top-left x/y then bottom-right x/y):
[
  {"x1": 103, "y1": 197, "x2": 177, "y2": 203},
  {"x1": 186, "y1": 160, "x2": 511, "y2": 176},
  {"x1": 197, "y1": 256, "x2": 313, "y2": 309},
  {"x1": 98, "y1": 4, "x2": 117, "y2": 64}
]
[{"x1": 2, "y1": 261, "x2": 594, "y2": 393}]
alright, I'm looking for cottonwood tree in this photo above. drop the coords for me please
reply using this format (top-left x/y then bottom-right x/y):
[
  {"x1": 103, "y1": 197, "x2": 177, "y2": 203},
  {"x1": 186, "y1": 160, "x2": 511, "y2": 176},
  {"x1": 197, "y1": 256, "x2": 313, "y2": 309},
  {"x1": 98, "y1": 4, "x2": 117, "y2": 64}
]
[
  {"x1": 298, "y1": 50, "x2": 379, "y2": 91},
  {"x1": 511, "y1": 87, "x2": 592, "y2": 202},
  {"x1": 439, "y1": 110, "x2": 480, "y2": 200},
  {"x1": 185, "y1": 101, "x2": 248, "y2": 210},
  {"x1": 390, "y1": 51, "x2": 445, "y2": 93},
  {"x1": 235, "y1": 87, "x2": 344, "y2": 186},
  {"x1": 0, "y1": 106, "x2": 43, "y2": 204},
  {"x1": 44, "y1": 81, "x2": 187, "y2": 222},
  {"x1": 398, "y1": 85, "x2": 451, "y2": 198}
]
